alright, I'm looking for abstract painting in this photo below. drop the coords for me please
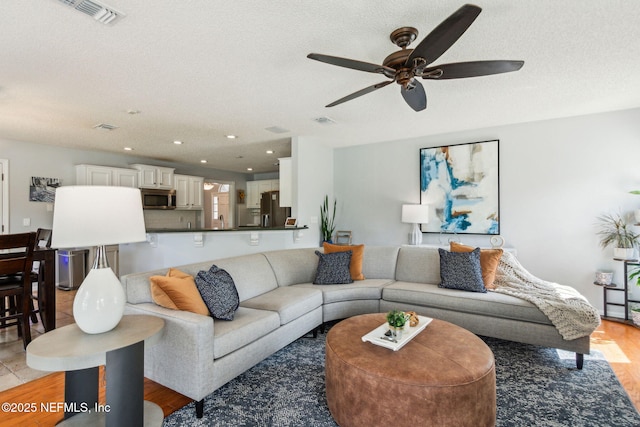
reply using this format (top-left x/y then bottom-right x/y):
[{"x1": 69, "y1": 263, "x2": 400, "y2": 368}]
[{"x1": 420, "y1": 140, "x2": 499, "y2": 235}]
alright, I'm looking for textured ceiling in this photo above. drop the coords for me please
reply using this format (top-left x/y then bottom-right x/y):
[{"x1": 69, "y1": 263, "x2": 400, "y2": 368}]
[{"x1": 1, "y1": 1, "x2": 640, "y2": 173}]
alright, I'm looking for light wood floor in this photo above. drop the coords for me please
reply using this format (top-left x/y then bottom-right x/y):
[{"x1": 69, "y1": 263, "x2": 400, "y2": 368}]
[{"x1": 0, "y1": 291, "x2": 638, "y2": 425}]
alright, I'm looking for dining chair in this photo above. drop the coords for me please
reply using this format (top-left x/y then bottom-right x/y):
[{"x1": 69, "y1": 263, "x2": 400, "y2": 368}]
[
  {"x1": 0, "y1": 232, "x2": 36, "y2": 349},
  {"x1": 29, "y1": 228, "x2": 52, "y2": 329}
]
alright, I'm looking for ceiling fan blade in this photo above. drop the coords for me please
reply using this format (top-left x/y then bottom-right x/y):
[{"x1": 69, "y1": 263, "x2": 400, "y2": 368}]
[
  {"x1": 407, "y1": 4, "x2": 482, "y2": 67},
  {"x1": 326, "y1": 80, "x2": 393, "y2": 107},
  {"x1": 401, "y1": 80, "x2": 427, "y2": 111},
  {"x1": 422, "y1": 60, "x2": 524, "y2": 79},
  {"x1": 308, "y1": 53, "x2": 395, "y2": 76}
]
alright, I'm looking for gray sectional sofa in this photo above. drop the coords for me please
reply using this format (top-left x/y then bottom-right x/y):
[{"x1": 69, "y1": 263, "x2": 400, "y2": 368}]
[{"x1": 121, "y1": 245, "x2": 592, "y2": 417}]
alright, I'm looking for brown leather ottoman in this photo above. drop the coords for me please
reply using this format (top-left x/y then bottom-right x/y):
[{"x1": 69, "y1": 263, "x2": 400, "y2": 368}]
[{"x1": 325, "y1": 313, "x2": 496, "y2": 427}]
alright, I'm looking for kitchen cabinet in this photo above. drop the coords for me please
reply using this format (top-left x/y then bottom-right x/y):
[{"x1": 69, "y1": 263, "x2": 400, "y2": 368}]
[
  {"x1": 76, "y1": 164, "x2": 138, "y2": 188},
  {"x1": 174, "y1": 174, "x2": 204, "y2": 209},
  {"x1": 246, "y1": 179, "x2": 279, "y2": 208},
  {"x1": 131, "y1": 164, "x2": 174, "y2": 189}
]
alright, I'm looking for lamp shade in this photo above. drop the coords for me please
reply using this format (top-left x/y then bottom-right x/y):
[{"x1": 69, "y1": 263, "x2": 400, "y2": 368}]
[
  {"x1": 401, "y1": 204, "x2": 429, "y2": 224},
  {"x1": 52, "y1": 186, "x2": 146, "y2": 248},
  {"x1": 51, "y1": 186, "x2": 146, "y2": 334}
]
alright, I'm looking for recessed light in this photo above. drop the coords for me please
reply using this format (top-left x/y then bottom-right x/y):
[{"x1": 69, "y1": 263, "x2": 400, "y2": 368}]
[
  {"x1": 266, "y1": 150, "x2": 274, "y2": 154},
  {"x1": 200, "y1": 160, "x2": 207, "y2": 163},
  {"x1": 225, "y1": 134, "x2": 237, "y2": 139},
  {"x1": 173, "y1": 140, "x2": 183, "y2": 145},
  {"x1": 247, "y1": 167, "x2": 253, "y2": 171},
  {"x1": 124, "y1": 147, "x2": 134, "y2": 151}
]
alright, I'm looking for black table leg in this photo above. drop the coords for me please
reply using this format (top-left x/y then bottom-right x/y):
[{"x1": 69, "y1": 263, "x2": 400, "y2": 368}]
[
  {"x1": 105, "y1": 340, "x2": 144, "y2": 427},
  {"x1": 64, "y1": 367, "x2": 99, "y2": 419}
]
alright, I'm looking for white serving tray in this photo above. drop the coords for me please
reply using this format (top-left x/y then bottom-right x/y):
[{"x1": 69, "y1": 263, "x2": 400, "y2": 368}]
[{"x1": 361, "y1": 315, "x2": 433, "y2": 351}]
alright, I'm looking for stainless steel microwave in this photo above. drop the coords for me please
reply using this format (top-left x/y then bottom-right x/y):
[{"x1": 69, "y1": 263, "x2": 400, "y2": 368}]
[{"x1": 141, "y1": 189, "x2": 176, "y2": 210}]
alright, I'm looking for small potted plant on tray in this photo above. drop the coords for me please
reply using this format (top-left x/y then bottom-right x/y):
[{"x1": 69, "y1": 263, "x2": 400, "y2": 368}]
[
  {"x1": 386, "y1": 310, "x2": 408, "y2": 340},
  {"x1": 596, "y1": 212, "x2": 639, "y2": 260}
]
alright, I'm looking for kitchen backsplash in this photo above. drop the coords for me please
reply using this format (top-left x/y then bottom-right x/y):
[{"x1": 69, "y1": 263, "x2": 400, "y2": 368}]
[{"x1": 144, "y1": 210, "x2": 199, "y2": 229}]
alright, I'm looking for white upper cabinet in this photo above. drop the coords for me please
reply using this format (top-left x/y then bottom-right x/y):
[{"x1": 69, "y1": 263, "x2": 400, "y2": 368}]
[
  {"x1": 246, "y1": 179, "x2": 279, "y2": 208},
  {"x1": 131, "y1": 164, "x2": 175, "y2": 189},
  {"x1": 113, "y1": 169, "x2": 138, "y2": 188},
  {"x1": 76, "y1": 165, "x2": 138, "y2": 188},
  {"x1": 174, "y1": 174, "x2": 203, "y2": 209}
]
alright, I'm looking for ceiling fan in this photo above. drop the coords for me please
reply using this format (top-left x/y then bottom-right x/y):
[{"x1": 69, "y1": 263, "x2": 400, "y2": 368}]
[{"x1": 307, "y1": 4, "x2": 524, "y2": 112}]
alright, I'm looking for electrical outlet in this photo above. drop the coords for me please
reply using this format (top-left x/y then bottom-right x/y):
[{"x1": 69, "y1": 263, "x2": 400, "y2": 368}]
[{"x1": 23, "y1": 218, "x2": 31, "y2": 226}]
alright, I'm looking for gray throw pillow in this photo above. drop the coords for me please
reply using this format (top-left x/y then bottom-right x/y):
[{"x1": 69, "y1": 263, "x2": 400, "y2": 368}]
[
  {"x1": 313, "y1": 250, "x2": 354, "y2": 285},
  {"x1": 195, "y1": 265, "x2": 240, "y2": 320},
  {"x1": 438, "y1": 248, "x2": 486, "y2": 293}
]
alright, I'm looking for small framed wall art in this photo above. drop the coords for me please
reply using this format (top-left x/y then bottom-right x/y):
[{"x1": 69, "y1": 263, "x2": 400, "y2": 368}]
[
  {"x1": 285, "y1": 217, "x2": 298, "y2": 227},
  {"x1": 419, "y1": 139, "x2": 499, "y2": 235}
]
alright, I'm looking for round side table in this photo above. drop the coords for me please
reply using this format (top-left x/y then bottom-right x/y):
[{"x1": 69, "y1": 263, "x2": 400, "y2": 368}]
[{"x1": 27, "y1": 314, "x2": 164, "y2": 426}]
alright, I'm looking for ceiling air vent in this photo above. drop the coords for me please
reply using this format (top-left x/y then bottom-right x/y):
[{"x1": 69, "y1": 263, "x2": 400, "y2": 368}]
[
  {"x1": 93, "y1": 123, "x2": 118, "y2": 131},
  {"x1": 55, "y1": 0, "x2": 125, "y2": 25}
]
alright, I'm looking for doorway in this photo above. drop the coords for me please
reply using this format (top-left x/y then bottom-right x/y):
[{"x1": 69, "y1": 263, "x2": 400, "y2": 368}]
[{"x1": 204, "y1": 181, "x2": 235, "y2": 229}]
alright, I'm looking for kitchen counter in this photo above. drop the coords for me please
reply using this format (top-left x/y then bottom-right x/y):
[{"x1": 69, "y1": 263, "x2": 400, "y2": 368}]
[{"x1": 145, "y1": 226, "x2": 308, "y2": 233}]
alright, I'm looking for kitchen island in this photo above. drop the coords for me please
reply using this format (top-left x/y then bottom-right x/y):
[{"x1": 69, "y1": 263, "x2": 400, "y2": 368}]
[{"x1": 118, "y1": 226, "x2": 311, "y2": 276}]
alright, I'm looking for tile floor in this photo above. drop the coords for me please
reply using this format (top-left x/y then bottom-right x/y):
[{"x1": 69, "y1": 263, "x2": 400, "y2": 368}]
[{"x1": 0, "y1": 289, "x2": 77, "y2": 392}]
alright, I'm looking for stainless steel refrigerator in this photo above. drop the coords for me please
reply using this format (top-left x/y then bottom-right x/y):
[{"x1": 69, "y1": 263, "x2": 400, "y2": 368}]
[{"x1": 260, "y1": 191, "x2": 291, "y2": 227}]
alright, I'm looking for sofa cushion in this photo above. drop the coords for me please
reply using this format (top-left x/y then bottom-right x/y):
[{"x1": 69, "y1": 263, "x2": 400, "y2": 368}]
[
  {"x1": 263, "y1": 248, "x2": 320, "y2": 287},
  {"x1": 149, "y1": 268, "x2": 209, "y2": 315},
  {"x1": 212, "y1": 254, "x2": 279, "y2": 302},
  {"x1": 438, "y1": 248, "x2": 486, "y2": 293},
  {"x1": 294, "y1": 278, "x2": 393, "y2": 304},
  {"x1": 212, "y1": 307, "x2": 280, "y2": 359},
  {"x1": 195, "y1": 265, "x2": 240, "y2": 320},
  {"x1": 314, "y1": 251, "x2": 353, "y2": 285},
  {"x1": 323, "y1": 242, "x2": 365, "y2": 280},
  {"x1": 383, "y1": 281, "x2": 552, "y2": 325},
  {"x1": 240, "y1": 286, "x2": 322, "y2": 325},
  {"x1": 361, "y1": 246, "x2": 400, "y2": 280},
  {"x1": 395, "y1": 247, "x2": 441, "y2": 284},
  {"x1": 450, "y1": 242, "x2": 503, "y2": 290}
]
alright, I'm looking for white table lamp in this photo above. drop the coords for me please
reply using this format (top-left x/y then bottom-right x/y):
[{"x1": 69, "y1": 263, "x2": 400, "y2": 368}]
[
  {"x1": 52, "y1": 186, "x2": 146, "y2": 334},
  {"x1": 402, "y1": 204, "x2": 429, "y2": 246}
]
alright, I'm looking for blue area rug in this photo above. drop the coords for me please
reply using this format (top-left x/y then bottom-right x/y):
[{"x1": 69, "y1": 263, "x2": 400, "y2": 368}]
[{"x1": 163, "y1": 328, "x2": 640, "y2": 426}]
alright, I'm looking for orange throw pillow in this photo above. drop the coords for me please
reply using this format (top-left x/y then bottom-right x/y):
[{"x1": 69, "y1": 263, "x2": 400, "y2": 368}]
[
  {"x1": 323, "y1": 242, "x2": 365, "y2": 280},
  {"x1": 449, "y1": 242, "x2": 503, "y2": 290},
  {"x1": 149, "y1": 268, "x2": 209, "y2": 315}
]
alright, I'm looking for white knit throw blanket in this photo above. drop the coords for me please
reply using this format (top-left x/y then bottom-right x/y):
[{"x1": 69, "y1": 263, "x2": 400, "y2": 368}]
[{"x1": 493, "y1": 251, "x2": 601, "y2": 340}]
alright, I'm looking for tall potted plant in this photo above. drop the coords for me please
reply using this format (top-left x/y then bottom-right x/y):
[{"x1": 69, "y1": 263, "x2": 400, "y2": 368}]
[
  {"x1": 596, "y1": 212, "x2": 640, "y2": 260},
  {"x1": 320, "y1": 195, "x2": 336, "y2": 243}
]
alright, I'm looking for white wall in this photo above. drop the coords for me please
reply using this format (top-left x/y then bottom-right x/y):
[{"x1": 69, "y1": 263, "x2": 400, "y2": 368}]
[
  {"x1": 291, "y1": 136, "x2": 334, "y2": 247},
  {"x1": 332, "y1": 107, "x2": 640, "y2": 314}
]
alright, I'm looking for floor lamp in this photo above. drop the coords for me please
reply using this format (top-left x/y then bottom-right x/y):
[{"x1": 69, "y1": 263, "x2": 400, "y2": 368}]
[
  {"x1": 52, "y1": 186, "x2": 146, "y2": 334},
  {"x1": 402, "y1": 204, "x2": 429, "y2": 246}
]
